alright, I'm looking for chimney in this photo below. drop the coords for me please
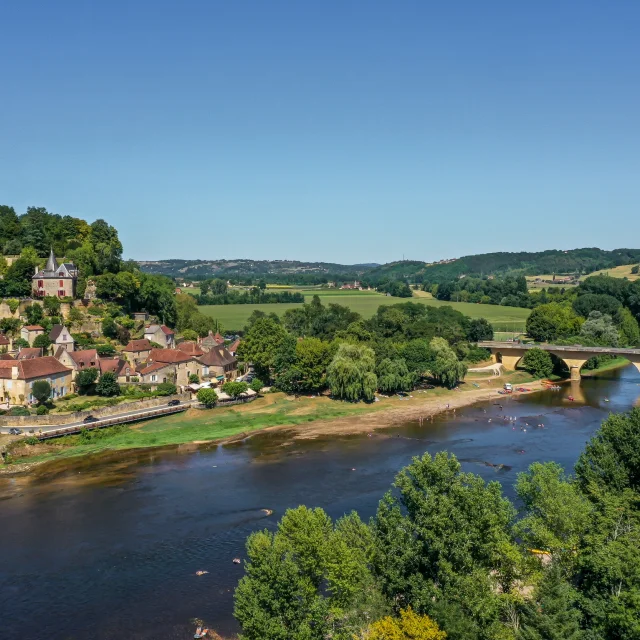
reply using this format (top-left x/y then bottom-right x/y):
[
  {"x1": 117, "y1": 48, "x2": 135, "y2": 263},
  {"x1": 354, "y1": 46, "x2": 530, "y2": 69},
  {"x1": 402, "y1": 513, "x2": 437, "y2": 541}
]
[{"x1": 34, "y1": 266, "x2": 39, "y2": 275}]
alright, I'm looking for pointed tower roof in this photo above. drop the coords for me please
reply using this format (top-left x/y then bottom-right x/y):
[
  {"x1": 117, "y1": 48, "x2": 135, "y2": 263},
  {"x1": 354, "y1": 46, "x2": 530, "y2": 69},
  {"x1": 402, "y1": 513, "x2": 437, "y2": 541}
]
[{"x1": 45, "y1": 248, "x2": 58, "y2": 272}]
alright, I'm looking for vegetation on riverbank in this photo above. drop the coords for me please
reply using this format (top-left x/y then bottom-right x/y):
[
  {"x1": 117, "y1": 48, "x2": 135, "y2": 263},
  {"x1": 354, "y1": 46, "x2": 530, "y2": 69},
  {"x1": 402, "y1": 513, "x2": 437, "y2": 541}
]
[
  {"x1": 2, "y1": 372, "x2": 536, "y2": 470},
  {"x1": 231, "y1": 407, "x2": 640, "y2": 639}
]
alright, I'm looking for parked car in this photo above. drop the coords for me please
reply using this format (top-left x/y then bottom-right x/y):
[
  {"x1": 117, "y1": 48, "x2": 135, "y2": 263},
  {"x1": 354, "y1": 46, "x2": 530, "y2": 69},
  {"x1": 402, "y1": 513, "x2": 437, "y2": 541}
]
[
  {"x1": 83, "y1": 415, "x2": 99, "y2": 424},
  {"x1": 9, "y1": 428, "x2": 23, "y2": 435},
  {"x1": 167, "y1": 399, "x2": 181, "y2": 407}
]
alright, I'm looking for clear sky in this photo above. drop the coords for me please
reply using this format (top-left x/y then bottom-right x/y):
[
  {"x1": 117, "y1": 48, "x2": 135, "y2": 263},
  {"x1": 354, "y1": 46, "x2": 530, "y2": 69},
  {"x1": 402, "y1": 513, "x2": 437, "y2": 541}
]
[{"x1": 1, "y1": 1, "x2": 639, "y2": 264}]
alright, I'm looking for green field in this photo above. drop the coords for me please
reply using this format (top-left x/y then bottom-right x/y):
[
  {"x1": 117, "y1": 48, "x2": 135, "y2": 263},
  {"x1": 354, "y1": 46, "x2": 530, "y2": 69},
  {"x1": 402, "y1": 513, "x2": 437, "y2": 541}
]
[{"x1": 199, "y1": 291, "x2": 530, "y2": 331}]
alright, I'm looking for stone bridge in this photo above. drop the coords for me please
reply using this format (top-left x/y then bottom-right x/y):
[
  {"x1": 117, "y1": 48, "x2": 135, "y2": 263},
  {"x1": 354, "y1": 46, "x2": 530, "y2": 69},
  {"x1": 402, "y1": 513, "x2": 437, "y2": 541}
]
[{"x1": 478, "y1": 341, "x2": 640, "y2": 381}]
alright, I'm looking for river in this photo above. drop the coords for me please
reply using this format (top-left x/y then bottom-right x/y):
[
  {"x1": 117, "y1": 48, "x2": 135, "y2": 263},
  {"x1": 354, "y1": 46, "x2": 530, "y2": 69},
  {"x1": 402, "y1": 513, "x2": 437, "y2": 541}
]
[{"x1": 1, "y1": 365, "x2": 639, "y2": 639}]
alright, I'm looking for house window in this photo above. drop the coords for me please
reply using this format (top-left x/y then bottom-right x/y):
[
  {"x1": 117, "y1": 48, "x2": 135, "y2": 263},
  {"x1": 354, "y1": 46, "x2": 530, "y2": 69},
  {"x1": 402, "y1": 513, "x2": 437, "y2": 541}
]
[
  {"x1": 151, "y1": 375, "x2": 157, "y2": 382},
  {"x1": 58, "y1": 290, "x2": 65, "y2": 297},
  {"x1": 59, "y1": 280, "x2": 64, "y2": 287},
  {"x1": 38, "y1": 280, "x2": 43, "y2": 288}
]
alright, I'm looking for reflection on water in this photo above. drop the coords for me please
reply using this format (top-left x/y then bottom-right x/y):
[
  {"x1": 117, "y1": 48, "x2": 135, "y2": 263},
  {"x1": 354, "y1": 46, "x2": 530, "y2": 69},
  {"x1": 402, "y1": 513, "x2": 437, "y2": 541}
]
[{"x1": 1, "y1": 365, "x2": 639, "y2": 639}]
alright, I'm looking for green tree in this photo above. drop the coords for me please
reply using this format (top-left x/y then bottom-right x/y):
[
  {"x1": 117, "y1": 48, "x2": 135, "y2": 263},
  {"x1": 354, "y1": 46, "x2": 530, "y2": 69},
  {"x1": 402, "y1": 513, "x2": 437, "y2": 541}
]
[
  {"x1": 95, "y1": 372, "x2": 120, "y2": 397},
  {"x1": 95, "y1": 343, "x2": 116, "y2": 357},
  {"x1": 188, "y1": 373, "x2": 200, "y2": 384},
  {"x1": 24, "y1": 303, "x2": 44, "y2": 326},
  {"x1": 31, "y1": 380, "x2": 52, "y2": 405},
  {"x1": 234, "y1": 507, "x2": 384, "y2": 640},
  {"x1": 238, "y1": 316, "x2": 288, "y2": 381},
  {"x1": 249, "y1": 378, "x2": 264, "y2": 393},
  {"x1": 526, "y1": 303, "x2": 582, "y2": 343},
  {"x1": 377, "y1": 358, "x2": 415, "y2": 393},
  {"x1": 13, "y1": 337, "x2": 29, "y2": 349},
  {"x1": 373, "y1": 452, "x2": 519, "y2": 635},
  {"x1": 579, "y1": 311, "x2": 619, "y2": 347},
  {"x1": 515, "y1": 462, "x2": 591, "y2": 563},
  {"x1": 573, "y1": 293, "x2": 621, "y2": 319},
  {"x1": 101, "y1": 316, "x2": 118, "y2": 339},
  {"x1": 428, "y1": 337, "x2": 467, "y2": 388},
  {"x1": 615, "y1": 307, "x2": 640, "y2": 347},
  {"x1": 197, "y1": 387, "x2": 218, "y2": 408},
  {"x1": 294, "y1": 337, "x2": 332, "y2": 393},
  {"x1": 467, "y1": 318, "x2": 494, "y2": 342},
  {"x1": 43, "y1": 296, "x2": 61, "y2": 316},
  {"x1": 32, "y1": 334, "x2": 52, "y2": 350},
  {"x1": 518, "y1": 565, "x2": 583, "y2": 640},
  {"x1": 521, "y1": 348, "x2": 554, "y2": 379},
  {"x1": 327, "y1": 343, "x2": 377, "y2": 402},
  {"x1": 180, "y1": 329, "x2": 199, "y2": 341},
  {"x1": 222, "y1": 381, "x2": 249, "y2": 397}
]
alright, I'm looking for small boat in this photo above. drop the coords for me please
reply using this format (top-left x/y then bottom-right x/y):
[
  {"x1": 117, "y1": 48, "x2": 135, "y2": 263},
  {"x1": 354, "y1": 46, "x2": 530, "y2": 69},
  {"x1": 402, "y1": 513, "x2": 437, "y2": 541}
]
[
  {"x1": 604, "y1": 398, "x2": 610, "y2": 402},
  {"x1": 567, "y1": 396, "x2": 574, "y2": 401},
  {"x1": 195, "y1": 570, "x2": 209, "y2": 576},
  {"x1": 233, "y1": 558, "x2": 241, "y2": 564},
  {"x1": 194, "y1": 628, "x2": 209, "y2": 639}
]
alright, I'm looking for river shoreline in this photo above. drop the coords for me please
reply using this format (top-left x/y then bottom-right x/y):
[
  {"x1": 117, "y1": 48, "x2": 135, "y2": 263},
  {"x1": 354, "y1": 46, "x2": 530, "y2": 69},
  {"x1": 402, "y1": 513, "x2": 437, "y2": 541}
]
[{"x1": 0, "y1": 377, "x2": 545, "y2": 477}]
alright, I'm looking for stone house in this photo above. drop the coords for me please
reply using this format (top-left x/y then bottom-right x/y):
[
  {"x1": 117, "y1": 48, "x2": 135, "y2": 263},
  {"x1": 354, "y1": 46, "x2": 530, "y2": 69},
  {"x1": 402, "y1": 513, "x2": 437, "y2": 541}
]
[
  {"x1": 0, "y1": 357, "x2": 73, "y2": 406},
  {"x1": 0, "y1": 333, "x2": 11, "y2": 353},
  {"x1": 198, "y1": 345, "x2": 238, "y2": 383},
  {"x1": 20, "y1": 325, "x2": 45, "y2": 346},
  {"x1": 32, "y1": 248, "x2": 78, "y2": 298},
  {"x1": 56, "y1": 349, "x2": 100, "y2": 381},
  {"x1": 227, "y1": 338, "x2": 240, "y2": 356},
  {"x1": 122, "y1": 339, "x2": 153, "y2": 366},
  {"x1": 135, "y1": 361, "x2": 178, "y2": 385},
  {"x1": 98, "y1": 357, "x2": 132, "y2": 384},
  {"x1": 145, "y1": 348, "x2": 202, "y2": 386},
  {"x1": 144, "y1": 324, "x2": 175, "y2": 349},
  {"x1": 49, "y1": 325, "x2": 75, "y2": 353}
]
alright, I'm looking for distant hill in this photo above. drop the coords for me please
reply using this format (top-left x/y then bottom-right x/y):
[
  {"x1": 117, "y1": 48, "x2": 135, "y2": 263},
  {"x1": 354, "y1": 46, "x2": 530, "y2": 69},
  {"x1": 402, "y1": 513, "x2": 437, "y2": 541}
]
[
  {"x1": 361, "y1": 248, "x2": 640, "y2": 284},
  {"x1": 138, "y1": 258, "x2": 379, "y2": 281}
]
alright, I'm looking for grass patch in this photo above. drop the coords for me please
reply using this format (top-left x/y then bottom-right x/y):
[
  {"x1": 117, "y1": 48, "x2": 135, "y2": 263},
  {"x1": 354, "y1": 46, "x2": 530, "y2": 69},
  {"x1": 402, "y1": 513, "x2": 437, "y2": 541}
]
[{"x1": 200, "y1": 293, "x2": 530, "y2": 331}]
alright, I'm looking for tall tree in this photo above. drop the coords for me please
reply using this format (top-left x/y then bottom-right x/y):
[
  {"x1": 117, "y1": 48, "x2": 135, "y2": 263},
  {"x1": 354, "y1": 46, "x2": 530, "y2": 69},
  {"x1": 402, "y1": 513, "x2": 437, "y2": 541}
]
[{"x1": 327, "y1": 343, "x2": 377, "y2": 401}]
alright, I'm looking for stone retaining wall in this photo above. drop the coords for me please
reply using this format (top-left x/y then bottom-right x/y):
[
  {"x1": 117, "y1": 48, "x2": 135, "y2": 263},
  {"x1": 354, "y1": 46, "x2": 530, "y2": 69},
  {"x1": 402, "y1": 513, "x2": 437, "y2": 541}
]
[{"x1": 0, "y1": 394, "x2": 191, "y2": 427}]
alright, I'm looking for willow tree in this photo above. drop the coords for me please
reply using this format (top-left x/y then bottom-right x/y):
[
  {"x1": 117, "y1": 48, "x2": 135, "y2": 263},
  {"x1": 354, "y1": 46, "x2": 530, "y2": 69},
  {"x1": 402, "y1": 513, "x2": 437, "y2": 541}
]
[
  {"x1": 327, "y1": 343, "x2": 377, "y2": 402},
  {"x1": 429, "y1": 337, "x2": 467, "y2": 388}
]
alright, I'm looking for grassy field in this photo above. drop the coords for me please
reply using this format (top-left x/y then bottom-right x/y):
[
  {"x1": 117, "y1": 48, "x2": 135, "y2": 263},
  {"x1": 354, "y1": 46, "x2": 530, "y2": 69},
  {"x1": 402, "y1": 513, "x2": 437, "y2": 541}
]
[
  {"x1": 199, "y1": 291, "x2": 530, "y2": 331},
  {"x1": 581, "y1": 264, "x2": 639, "y2": 281}
]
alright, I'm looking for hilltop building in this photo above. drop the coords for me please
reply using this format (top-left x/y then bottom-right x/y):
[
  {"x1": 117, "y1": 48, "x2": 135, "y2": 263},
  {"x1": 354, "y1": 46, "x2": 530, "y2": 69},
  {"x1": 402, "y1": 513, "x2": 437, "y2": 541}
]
[{"x1": 32, "y1": 248, "x2": 78, "y2": 298}]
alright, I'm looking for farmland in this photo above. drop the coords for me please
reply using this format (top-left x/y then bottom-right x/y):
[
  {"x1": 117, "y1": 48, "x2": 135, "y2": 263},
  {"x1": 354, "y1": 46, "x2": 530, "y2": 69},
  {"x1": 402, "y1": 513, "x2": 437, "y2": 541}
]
[{"x1": 199, "y1": 289, "x2": 530, "y2": 331}]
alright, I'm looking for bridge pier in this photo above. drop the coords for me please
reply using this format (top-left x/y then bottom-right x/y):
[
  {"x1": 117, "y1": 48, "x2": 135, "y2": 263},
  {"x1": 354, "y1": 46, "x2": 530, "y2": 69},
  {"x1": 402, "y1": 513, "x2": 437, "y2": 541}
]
[{"x1": 562, "y1": 358, "x2": 588, "y2": 381}]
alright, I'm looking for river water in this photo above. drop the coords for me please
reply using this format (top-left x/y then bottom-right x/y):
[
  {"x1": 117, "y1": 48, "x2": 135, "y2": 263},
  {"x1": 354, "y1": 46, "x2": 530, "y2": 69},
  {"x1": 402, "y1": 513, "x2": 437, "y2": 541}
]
[{"x1": 1, "y1": 365, "x2": 639, "y2": 639}]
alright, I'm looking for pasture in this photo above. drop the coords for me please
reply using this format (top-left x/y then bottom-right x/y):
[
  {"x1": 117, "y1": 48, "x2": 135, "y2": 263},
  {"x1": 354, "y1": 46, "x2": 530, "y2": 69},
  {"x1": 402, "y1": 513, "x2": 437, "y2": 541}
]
[{"x1": 199, "y1": 291, "x2": 530, "y2": 331}]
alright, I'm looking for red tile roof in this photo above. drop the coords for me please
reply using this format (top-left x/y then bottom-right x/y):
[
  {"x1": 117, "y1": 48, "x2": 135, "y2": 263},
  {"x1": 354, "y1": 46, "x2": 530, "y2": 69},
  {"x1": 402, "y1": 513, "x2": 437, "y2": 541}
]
[
  {"x1": 148, "y1": 348, "x2": 193, "y2": 364},
  {"x1": 136, "y1": 361, "x2": 174, "y2": 375},
  {"x1": 123, "y1": 339, "x2": 152, "y2": 352},
  {"x1": 17, "y1": 348, "x2": 43, "y2": 360},
  {"x1": 228, "y1": 338, "x2": 240, "y2": 353},
  {"x1": 177, "y1": 341, "x2": 204, "y2": 357},
  {"x1": 0, "y1": 357, "x2": 71, "y2": 380},
  {"x1": 98, "y1": 358, "x2": 127, "y2": 376},
  {"x1": 161, "y1": 325, "x2": 175, "y2": 335},
  {"x1": 0, "y1": 353, "x2": 15, "y2": 360},
  {"x1": 0, "y1": 334, "x2": 10, "y2": 346},
  {"x1": 23, "y1": 325, "x2": 45, "y2": 331},
  {"x1": 67, "y1": 349, "x2": 99, "y2": 368}
]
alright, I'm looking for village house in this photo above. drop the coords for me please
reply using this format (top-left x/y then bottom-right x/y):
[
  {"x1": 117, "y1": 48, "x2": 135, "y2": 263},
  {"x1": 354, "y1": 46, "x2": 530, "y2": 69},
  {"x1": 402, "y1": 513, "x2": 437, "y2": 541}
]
[
  {"x1": 197, "y1": 344, "x2": 238, "y2": 383},
  {"x1": 98, "y1": 357, "x2": 132, "y2": 384},
  {"x1": 32, "y1": 248, "x2": 78, "y2": 298},
  {"x1": 0, "y1": 357, "x2": 73, "y2": 406},
  {"x1": 144, "y1": 324, "x2": 175, "y2": 349},
  {"x1": 0, "y1": 333, "x2": 10, "y2": 352},
  {"x1": 49, "y1": 325, "x2": 75, "y2": 353},
  {"x1": 227, "y1": 338, "x2": 240, "y2": 356},
  {"x1": 145, "y1": 348, "x2": 202, "y2": 386},
  {"x1": 55, "y1": 348, "x2": 100, "y2": 380},
  {"x1": 135, "y1": 361, "x2": 178, "y2": 385},
  {"x1": 122, "y1": 339, "x2": 153, "y2": 365},
  {"x1": 20, "y1": 325, "x2": 45, "y2": 346}
]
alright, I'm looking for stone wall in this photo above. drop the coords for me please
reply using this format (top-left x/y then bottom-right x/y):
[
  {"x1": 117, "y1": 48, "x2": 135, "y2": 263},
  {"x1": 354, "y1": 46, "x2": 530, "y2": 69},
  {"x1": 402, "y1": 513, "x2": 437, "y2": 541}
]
[{"x1": 0, "y1": 393, "x2": 191, "y2": 427}]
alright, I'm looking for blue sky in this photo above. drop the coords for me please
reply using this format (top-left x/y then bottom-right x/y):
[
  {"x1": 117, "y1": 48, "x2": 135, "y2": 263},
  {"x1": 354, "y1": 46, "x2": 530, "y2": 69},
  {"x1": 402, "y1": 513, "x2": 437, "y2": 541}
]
[{"x1": 1, "y1": 1, "x2": 639, "y2": 264}]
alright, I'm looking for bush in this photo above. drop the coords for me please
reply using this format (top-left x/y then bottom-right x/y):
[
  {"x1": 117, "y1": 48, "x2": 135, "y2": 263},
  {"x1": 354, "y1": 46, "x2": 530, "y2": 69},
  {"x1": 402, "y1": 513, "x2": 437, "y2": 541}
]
[
  {"x1": 33, "y1": 334, "x2": 52, "y2": 350},
  {"x1": 156, "y1": 382, "x2": 177, "y2": 396},
  {"x1": 13, "y1": 338, "x2": 29, "y2": 349},
  {"x1": 464, "y1": 346, "x2": 492, "y2": 364},
  {"x1": 36, "y1": 405, "x2": 49, "y2": 415},
  {"x1": 249, "y1": 378, "x2": 264, "y2": 393},
  {"x1": 197, "y1": 387, "x2": 218, "y2": 408},
  {"x1": 95, "y1": 343, "x2": 116, "y2": 357},
  {"x1": 222, "y1": 381, "x2": 249, "y2": 397},
  {"x1": 76, "y1": 367, "x2": 99, "y2": 395},
  {"x1": 521, "y1": 348, "x2": 554, "y2": 378},
  {"x1": 24, "y1": 436, "x2": 40, "y2": 445},
  {"x1": 31, "y1": 380, "x2": 52, "y2": 405},
  {"x1": 8, "y1": 406, "x2": 30, "y2": 416},
  {"x1": 188, "y1": 373, "x2": 200, "y2": 384}
]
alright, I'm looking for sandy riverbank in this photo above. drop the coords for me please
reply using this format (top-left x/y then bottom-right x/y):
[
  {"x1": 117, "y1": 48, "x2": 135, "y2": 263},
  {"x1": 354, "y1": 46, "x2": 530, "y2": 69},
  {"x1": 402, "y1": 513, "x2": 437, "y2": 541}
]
[{"x1": 0, "y1": 376, "x2": 544, "y2": 476}]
